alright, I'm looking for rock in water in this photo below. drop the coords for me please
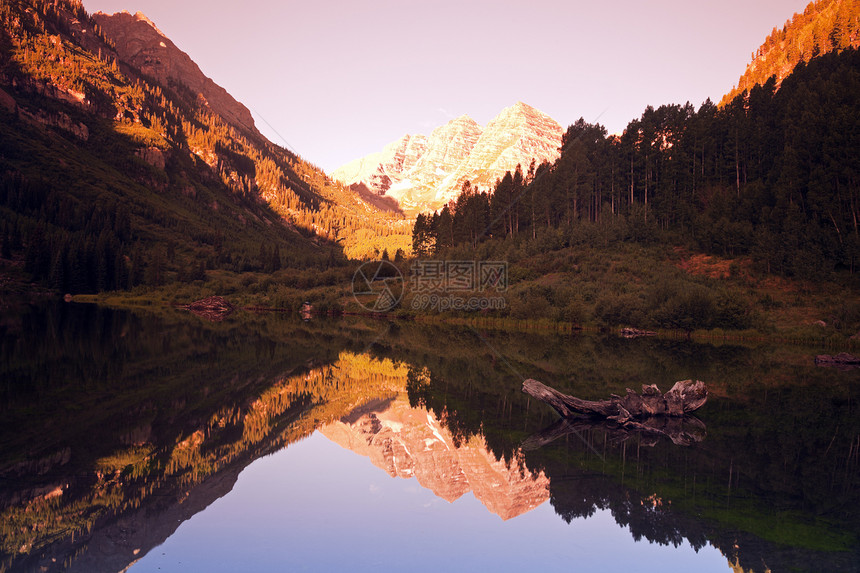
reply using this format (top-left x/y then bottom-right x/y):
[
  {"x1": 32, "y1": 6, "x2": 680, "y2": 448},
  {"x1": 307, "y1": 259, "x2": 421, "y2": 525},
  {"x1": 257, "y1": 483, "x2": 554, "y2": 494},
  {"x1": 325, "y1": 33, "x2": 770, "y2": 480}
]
[{"x1": 183, "y1": 296, "x2": 234, "y2": 321}]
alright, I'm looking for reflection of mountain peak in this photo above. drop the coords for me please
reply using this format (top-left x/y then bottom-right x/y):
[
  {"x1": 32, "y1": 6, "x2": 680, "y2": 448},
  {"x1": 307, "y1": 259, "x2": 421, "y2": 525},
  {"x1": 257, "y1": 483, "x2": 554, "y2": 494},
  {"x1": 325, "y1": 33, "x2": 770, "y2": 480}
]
[{"x1": 320, "y1": 394, "x2": 549, "y2": 520}]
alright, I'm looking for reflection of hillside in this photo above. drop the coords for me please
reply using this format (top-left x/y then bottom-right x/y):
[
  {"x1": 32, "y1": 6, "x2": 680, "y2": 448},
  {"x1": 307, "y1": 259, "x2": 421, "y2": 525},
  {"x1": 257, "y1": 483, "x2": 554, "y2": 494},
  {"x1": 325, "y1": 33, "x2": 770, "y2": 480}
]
[
  {"x1": 0, "y1": 305, "x2": 401, "y2": 572},
  {"x1": 3, "y1": 308, "x2": 859, "y2": 573},
  {"x1": 395, "y1": 334, "x2": 860, "y2": 573},
  {"x1": 321, "y1": 367, "x2": 549, "y2": 521},
  {"x1": 1, "y1": 364, "x2": 316, "y2": 572},
  {"x1": 536, "y1": 428, "x2": 860, "y2": 573}
]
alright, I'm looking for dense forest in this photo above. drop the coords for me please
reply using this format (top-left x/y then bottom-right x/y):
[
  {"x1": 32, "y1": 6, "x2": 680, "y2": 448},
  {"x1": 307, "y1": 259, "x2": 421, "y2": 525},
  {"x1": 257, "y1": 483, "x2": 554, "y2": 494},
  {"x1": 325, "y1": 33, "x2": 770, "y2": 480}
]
[
  {"x1": 414, "y1": 47, "x2": 860, "y2": 280},
  {"x1": 2, "y1": 0, "x2": 859, "y2": 301},
  {"x1": 0, "y1": 0, "x2": 408, "y2": 295}
]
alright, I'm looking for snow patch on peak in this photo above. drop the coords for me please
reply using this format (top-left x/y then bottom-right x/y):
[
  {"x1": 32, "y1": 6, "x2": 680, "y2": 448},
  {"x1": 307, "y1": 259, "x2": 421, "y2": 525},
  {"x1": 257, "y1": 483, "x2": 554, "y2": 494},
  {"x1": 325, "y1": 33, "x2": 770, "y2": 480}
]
[
  {"x1": 133, "y1": 11, "x2": 167, "y2": 37},
  {"x1": 335, "y1": 102, "x2": 561, "y2": 216},
  {"x1": 388, "y1": 178, "x2": 414, "y2": 193}
]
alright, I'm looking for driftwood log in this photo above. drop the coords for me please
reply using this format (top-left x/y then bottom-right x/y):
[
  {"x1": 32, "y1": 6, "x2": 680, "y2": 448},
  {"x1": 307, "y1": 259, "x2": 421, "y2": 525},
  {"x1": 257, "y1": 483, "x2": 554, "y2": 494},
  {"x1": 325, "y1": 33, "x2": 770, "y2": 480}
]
[
  {"x1": 523, "y1": 379, "x2": 707, "y2": 420},
  {"x1": 522, "y1": 379, "x2": 708, "y2": 446}
]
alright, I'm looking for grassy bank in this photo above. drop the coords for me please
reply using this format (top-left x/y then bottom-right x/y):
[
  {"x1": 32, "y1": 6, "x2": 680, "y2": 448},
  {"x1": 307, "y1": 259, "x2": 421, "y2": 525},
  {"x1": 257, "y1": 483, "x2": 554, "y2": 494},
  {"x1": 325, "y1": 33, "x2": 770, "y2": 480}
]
[{"x1": 62, "y1": 240, "x2": 860, "y2": 349}]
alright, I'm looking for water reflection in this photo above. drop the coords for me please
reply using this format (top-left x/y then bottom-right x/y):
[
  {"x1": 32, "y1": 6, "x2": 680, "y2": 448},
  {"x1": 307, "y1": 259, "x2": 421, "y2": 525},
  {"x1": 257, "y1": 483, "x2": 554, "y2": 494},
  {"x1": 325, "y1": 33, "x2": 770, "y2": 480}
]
[
  {"x1": 130, "y1": 433, "x2": 729, "y2": 573},
  {"x1": 321, "y1": 384, "x2": 550, "y2": 520},
  {"x1": 0, "y1": 303, "x2": 858, "y2": 572},
  {"x1": 521, "y1": 414, "x2": 707, "y2": 451}
]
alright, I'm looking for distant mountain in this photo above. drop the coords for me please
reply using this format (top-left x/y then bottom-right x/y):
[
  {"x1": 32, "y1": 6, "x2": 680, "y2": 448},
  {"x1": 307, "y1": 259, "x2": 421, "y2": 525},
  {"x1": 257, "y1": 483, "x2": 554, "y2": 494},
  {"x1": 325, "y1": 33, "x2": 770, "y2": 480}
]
[
  {"x1": 333, "y1": 102, "x2": 563, "y2": 215},
  {"x1": 721, "y1": 0, "x2": 859, "y2": 105}
]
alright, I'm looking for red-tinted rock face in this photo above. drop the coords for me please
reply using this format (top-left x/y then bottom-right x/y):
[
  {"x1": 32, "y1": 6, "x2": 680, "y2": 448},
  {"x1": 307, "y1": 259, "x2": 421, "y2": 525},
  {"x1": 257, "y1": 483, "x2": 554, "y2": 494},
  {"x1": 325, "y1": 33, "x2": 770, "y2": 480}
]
[
  {"x1": 92, "y1": 11, "x2": 260, "y2": 138},
  {"x1": 335, "y1": 134, "x2": 428, "y2": 195},
  {"x1": 320, "y1": 394, "x2": 550, "y2": 520},
  {"x1": 457, "y1": 102, "x2": 563, "y2": 193},
  {"x1": 332, "y1": 102, "x2": 562, "y2": 215}
]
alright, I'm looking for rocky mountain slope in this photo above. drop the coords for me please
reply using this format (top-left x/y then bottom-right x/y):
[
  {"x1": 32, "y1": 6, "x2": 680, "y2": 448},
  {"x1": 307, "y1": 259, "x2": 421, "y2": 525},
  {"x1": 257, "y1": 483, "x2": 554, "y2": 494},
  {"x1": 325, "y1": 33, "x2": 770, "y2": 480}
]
[
  {"x1": 0, "y1": 0, "x2": 407, "y2": 293},
  {"x1": 333, "y1": 102, "x2": 563, "y2": 215},
  {"x1": 92, "y1": 11, "x2": 259, "y2": 138}
]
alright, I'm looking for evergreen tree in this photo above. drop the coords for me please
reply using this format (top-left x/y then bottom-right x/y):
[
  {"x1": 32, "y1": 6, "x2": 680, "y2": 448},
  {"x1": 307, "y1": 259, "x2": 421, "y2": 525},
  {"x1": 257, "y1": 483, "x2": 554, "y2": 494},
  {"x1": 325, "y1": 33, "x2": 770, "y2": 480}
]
[
  {"x1": 435, "y1": 205, "x2": 454, "y2": 252},
  {"x1": 412, "y1": 213, "x2": 435, "y2": 257},
  {"x1": 1, "y1": 223, "x2": 11, "y2": 259},
  {"x1": 409, "y1": 48, "x2": 860, "y2": 278}
]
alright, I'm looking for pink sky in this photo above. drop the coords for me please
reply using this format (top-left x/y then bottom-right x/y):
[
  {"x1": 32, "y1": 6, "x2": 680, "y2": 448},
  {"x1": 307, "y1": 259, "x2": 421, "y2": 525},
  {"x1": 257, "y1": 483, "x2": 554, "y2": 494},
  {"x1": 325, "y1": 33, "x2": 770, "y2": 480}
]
[{"x1": 83, "y1": 0, "x2": 809, "y2": 173}]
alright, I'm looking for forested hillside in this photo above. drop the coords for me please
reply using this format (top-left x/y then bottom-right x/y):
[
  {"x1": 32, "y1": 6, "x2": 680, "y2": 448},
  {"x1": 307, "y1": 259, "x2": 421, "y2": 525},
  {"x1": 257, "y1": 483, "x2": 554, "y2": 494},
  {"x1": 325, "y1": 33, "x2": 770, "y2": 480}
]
[
  {"x1": 0, "y1": 0, "x2": 407, "y2": 295},
  {"x1": 415, "y1": 48, "x2": 860, "y2": 280},
  {"x1": 722, "y1": 0, "x2": 859, "y2": 104}
]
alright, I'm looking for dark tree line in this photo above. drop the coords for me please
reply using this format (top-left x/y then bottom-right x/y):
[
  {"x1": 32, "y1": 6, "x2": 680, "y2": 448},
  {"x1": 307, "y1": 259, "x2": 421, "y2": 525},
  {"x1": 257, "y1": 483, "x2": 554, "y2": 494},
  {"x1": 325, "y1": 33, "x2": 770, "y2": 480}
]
[
  {"x1": 1, "y1": 0, "x2": 397, "y2": 290},
  {"x1": 414, "y1": 48, "x2": 860, "y2": 278},
  {"x1": 0, "y1": 172, "x2": 138, "y2": 292},
  {"x1": 0, "y1": 170, "x2": 305, "y2": 291}
]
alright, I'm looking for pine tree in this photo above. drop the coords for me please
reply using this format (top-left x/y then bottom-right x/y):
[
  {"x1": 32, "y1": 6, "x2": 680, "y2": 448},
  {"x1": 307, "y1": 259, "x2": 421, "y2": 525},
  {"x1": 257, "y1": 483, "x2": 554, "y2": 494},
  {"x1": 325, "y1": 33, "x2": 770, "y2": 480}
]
[
  {"x1": 270, "y1": 245, "x2": 282, "y2": 272},
  {"x1": 1, "y1": 223, "x2": 11, "y2": 259}
]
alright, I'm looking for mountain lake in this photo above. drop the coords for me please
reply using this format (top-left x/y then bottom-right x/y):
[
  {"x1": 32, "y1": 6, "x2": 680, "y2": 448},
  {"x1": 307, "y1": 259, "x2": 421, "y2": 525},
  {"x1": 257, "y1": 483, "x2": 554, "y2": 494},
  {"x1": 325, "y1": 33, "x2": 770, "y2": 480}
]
[{"x1": 0, "y1": 302, "x2": 858, "y2": 572}]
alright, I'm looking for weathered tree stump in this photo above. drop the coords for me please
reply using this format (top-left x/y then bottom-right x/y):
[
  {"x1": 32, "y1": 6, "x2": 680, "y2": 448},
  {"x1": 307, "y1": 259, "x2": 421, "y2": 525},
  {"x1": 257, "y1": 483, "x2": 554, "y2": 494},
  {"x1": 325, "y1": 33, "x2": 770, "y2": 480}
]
[{"x1": 522, "y1": 379, "x2": 707, "y2": 422}]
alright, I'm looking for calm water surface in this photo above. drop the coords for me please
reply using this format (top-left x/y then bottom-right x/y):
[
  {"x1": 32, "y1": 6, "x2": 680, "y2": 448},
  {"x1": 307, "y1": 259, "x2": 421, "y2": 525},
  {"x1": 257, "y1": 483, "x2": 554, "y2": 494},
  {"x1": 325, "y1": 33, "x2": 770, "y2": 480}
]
[
  {"x1": 1, "y1": 303, "x2": 858, "y2": 572},
  {"x1": 130, "y1": 433, "x2": 727, "y2": 573}
]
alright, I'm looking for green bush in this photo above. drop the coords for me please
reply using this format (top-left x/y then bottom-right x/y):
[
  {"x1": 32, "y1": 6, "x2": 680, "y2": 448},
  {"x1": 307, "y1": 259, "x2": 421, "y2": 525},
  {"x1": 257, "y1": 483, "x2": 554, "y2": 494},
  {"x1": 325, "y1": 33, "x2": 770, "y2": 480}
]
[
  {"x1": 595, "y1": 293, "x2": 646, "y2": 327},
  {"x1": 648, "y1": 279, "x2": 752, "y2": 331},
  {"x1": 830, "y1": 300, "x2": 860, "y2": 334}
]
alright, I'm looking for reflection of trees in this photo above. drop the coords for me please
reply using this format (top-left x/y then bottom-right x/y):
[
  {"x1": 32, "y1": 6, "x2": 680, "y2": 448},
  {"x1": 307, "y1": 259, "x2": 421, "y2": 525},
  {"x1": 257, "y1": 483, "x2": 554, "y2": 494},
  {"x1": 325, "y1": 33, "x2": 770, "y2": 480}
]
[
  {"x1": 545, "y1": 407, "x2": 857, "y2": 572},
  {"x1": 546, "y1": 468, "x2": 710, "y2": 551},
  {"x1": 0, "y1": 305, "x2": 399, "y2": 573},
  {"x1": 538, "y1": 429, "x2": 860, "y2": 573},
  {"x1": 3, "y1": 308, "x2": 859, "y2": 573},
  {"x1": 521, "y1": 416, "x2": 707, "y2": 451},
  {"x1": 394, "y1": 327, "x2": 860, "y2": 573}
]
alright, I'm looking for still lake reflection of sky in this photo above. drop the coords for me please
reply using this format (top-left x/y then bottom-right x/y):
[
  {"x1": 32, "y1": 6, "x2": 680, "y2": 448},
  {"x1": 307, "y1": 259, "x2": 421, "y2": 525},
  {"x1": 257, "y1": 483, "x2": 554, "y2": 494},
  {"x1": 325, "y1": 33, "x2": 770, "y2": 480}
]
[{"x1": 130, "y1": 432, "x2": 730, "y2": 572}]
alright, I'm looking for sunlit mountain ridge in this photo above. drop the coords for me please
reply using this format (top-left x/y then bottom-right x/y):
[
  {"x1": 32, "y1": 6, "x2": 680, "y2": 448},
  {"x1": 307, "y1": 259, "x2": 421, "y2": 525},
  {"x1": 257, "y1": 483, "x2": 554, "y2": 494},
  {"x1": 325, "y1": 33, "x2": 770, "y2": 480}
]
[
  {"x1": 721, "y1": 0, "x2": 860, "y2": 105},
  {"x1": 0, "y1": 0, "x2": 408, "y2": 294},
  {"x1": 333, "y1": 102, "x2": 563, "y2": 216}
]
